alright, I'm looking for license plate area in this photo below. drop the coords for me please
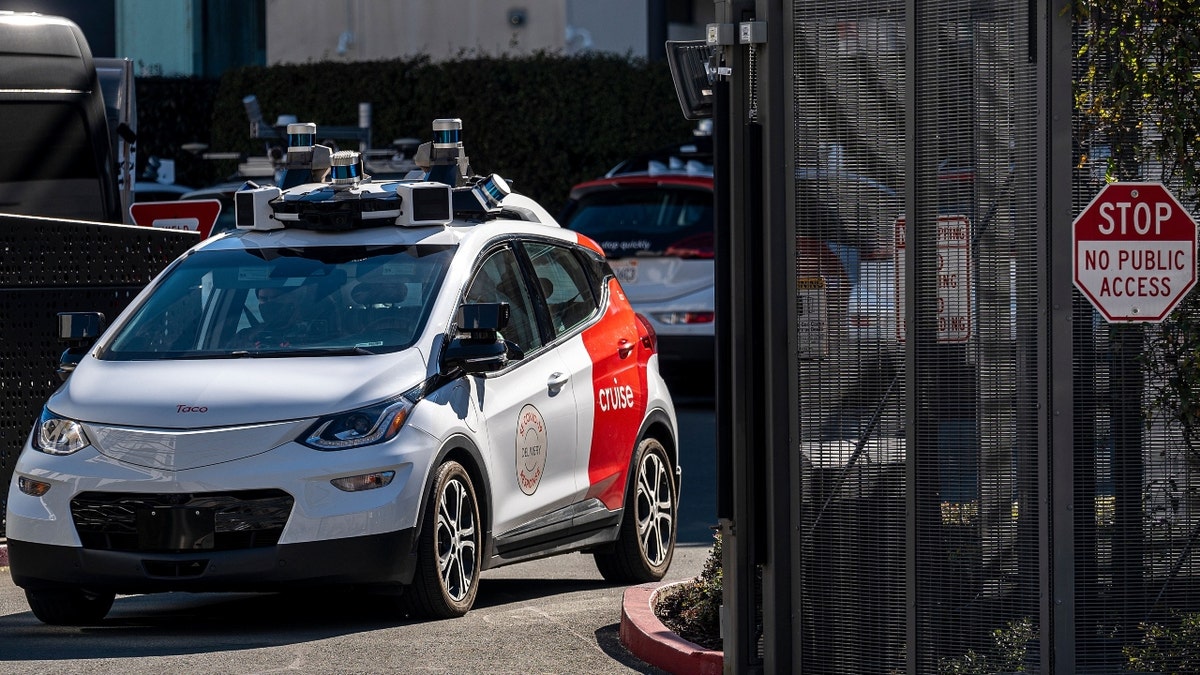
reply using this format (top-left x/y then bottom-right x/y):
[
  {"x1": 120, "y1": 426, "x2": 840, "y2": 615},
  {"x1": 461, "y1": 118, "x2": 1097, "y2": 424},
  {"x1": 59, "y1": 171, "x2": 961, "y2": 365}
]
[
  {"x1": 137, "y1": 506, "x2": 215, "y2": 551},
  {"x1": 611, "y1": 260, "x2": 638, "y2": 284}
]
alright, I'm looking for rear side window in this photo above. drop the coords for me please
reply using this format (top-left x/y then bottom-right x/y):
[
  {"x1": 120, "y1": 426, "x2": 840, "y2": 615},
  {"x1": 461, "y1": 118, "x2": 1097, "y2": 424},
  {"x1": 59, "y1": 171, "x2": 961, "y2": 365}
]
[
  {"x1": 524, "y1": 242, "x2": 598, "y2": 335},
  {"x1": 562, "y1": 186, "x2": 713, "y2": 258}
]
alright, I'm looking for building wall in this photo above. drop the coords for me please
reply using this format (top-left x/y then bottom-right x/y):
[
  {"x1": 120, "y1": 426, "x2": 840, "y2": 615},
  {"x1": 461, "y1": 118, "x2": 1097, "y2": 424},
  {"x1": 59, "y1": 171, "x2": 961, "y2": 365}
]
[
  {"x1": 265, "y1": 0, "x2": 711, "y2": 64},
  {"x1": 266, "y1": 0, "x2": 567, "y2": 64},
  {"x1": 13, "y1": 0, "x2": 712, "y2": 77},
  {"x1": 564, "y1": 0, "x2": 644, "y2": 56},
  {"x1": 667, "y1": 2, "x2": 709, "y2": 42},
  {"x1": 115, "y1": 0, "x2": 195, "y2": 76},
  {"x1": 0, "y1": 0, "x2": 710, "y2": 77}
]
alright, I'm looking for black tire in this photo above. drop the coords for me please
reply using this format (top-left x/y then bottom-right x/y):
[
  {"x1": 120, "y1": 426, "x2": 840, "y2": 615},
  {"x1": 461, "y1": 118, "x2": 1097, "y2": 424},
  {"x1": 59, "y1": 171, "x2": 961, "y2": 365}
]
[
  {"x1": 594, "y1": 437, "x2": 677, "y2": 583},
  {"x1": 25, "y1": 588, "x2": 115, "y2": 625},
  {"x1": 406, "y1": 460, "x2": 482, "y2": 619}
]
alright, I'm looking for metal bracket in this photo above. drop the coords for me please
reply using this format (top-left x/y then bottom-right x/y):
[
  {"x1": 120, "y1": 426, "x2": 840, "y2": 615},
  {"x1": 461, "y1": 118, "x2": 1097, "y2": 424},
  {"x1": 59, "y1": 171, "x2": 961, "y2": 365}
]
[
  {"x1": 739, "y1": 21, "x2": 767, "y2": 45},
  {"x1": 706, "y1": 22, "x2": 736, "y2": 46}
]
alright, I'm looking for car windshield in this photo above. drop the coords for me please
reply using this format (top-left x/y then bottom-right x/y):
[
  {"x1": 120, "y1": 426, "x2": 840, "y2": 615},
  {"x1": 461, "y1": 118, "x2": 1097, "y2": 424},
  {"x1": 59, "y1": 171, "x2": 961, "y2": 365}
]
[
  {"x1": 563, "y1": 186, "x2": 712, "y2": 258},
  {"x1": 101, "y1": 243, "x2": 456, "y2": 359}
]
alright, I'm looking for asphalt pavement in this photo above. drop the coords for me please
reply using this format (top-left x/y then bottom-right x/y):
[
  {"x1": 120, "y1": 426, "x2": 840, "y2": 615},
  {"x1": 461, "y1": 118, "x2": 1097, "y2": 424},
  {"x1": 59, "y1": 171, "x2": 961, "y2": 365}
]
[
  {"x1": 0, "y1": 373, "x2": 718, "y2": 673},
  {"x1": 0, "y1": 544, "x2": 713, "y2": 674}
]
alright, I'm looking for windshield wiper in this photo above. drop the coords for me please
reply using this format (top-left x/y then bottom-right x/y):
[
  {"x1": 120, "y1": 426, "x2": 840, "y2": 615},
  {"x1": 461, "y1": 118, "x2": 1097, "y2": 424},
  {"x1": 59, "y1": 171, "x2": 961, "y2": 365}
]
[
  {"x1": 244, "y1": 346, "x2": 377, "y2": 357},
  {"x1": 166, "y1": 346, "x2": 378, "y2": 360}
]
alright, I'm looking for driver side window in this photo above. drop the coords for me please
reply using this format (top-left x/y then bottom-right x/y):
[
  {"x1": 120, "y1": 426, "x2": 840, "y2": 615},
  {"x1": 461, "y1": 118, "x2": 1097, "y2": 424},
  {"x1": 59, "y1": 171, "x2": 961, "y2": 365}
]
[{"x1": 464, "y1": 247, "x2": 543, "y2": 353}]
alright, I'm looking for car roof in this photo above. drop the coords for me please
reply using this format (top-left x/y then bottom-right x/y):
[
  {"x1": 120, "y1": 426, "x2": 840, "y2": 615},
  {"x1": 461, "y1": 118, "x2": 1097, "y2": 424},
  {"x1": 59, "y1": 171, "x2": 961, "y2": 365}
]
[
  {"x1": 200, "y1": 181, "x2": 570, "y2": 248},
  {"x1": 183, "y1": 181, "x2": 265, "y2": 201},
  {"x1": 566, "y1": 134, "x2": 715, "y2": 200},
  {"x1": 202, "y1": 211, "x2": 579, "y2": 260},
  {"x1": 567, "y1": 173, "x2": 714, "y2": 200},
  {"x1": 605, "y1": 136, "x2": 713, "y2": 177},
  {"x1": 0, "y1": 12, "x2": 94, "y2": 91}
]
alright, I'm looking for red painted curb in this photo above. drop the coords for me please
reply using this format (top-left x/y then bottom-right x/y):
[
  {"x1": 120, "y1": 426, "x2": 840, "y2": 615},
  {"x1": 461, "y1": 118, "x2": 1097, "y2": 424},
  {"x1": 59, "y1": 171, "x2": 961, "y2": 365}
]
[{"x1": 620, "y1": 581, "x2": 723, "y2": 675}]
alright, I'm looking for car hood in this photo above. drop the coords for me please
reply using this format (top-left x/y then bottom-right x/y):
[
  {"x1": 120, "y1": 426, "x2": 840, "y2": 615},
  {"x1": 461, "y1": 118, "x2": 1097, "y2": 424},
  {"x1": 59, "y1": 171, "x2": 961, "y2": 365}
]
[{"x1": 48, "y1": 348, "x2": 429, "y2": 430}]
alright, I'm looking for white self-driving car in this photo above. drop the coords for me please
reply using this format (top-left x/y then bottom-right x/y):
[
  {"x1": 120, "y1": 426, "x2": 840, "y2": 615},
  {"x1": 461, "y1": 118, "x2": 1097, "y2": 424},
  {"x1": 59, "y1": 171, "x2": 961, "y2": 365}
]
[{"x1": 6, "y1": 120, "x2": 679, "y2": 625}]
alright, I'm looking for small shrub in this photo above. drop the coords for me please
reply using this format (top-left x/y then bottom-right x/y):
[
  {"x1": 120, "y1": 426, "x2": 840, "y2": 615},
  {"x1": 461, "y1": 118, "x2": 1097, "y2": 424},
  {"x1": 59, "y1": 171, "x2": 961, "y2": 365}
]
[
  {"x1": 1124, "y1": 611, "x2": 1200, "y2": 675},
  {"x1": 654, "y1": 532, "x2": 723, "y2": 651},
  {"x1": 937, "y1": 617, "x2": 1037, "y2": 674}
]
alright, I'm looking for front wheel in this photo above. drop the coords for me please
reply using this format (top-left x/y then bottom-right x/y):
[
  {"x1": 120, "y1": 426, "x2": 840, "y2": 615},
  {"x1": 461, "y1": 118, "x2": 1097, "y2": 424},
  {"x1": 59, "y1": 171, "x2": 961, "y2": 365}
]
[
  {"x1": 594, "y1": 437, "x2": 677, "y2": 583},
  {"x1": 406, "y1": 460, "x2": 482, "y2": 619},
  {"x1": 25, "y1": 587, "x2": 115, "y2": 625}
]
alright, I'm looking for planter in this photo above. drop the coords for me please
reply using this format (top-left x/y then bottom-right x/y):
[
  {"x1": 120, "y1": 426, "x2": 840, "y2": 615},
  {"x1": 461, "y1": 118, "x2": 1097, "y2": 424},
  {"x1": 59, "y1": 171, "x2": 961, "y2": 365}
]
[{"x1": 620, "y1": 580, "x2": 723, "y2": 675}]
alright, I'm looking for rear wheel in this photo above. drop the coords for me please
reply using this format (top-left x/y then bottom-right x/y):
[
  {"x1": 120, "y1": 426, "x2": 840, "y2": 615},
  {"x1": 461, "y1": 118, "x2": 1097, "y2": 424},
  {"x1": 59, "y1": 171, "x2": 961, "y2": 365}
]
[
  {"x1": 406, "y1": 460, "x2": 482, "y2": 619},
  {"x1": 25, "y1": 587, "x2": 115, "y2": 625},
  {"x1": 594, "y1": 437, "x2": 677, "y2": 582}
]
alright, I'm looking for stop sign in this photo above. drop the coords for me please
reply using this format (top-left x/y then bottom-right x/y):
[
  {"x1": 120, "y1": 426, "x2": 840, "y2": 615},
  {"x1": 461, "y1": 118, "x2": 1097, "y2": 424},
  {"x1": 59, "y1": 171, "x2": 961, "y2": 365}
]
[{"x1": 1073, "y1": 182, "x2": 1198, "y2": 322}]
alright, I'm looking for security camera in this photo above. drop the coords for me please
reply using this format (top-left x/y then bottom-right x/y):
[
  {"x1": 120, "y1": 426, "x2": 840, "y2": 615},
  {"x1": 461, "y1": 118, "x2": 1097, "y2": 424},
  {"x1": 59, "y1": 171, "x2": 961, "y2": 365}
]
[{"x1": 508, "y1": 8, "x2": 526, "y2": 27}]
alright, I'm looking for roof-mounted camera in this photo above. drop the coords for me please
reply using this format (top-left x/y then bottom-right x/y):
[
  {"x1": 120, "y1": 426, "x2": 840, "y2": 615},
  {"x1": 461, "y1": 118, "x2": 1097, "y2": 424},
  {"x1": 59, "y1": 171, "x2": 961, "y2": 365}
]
[
  {"x1": 415, "y1": 118, "x2": 471, "y2": 187},
  {"x1": 234, "y1": 118, "x2": 505, "y2": 231}
]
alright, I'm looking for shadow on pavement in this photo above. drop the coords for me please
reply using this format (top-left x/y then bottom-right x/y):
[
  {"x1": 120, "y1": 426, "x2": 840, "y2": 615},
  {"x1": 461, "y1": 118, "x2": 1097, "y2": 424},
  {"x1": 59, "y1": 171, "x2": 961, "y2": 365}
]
[
  {"x1": 0, "y1": 578, "x2": 645, "y2": 662},
  {"x1": 596, "y1": 622, "x2": 672, "y2": 674},
  {"x1": 471, "y1": 575, "x2": 617, "y2": 610},
  {"x1": 0, "y1": 590, "x2": 406, "y2": 660}
]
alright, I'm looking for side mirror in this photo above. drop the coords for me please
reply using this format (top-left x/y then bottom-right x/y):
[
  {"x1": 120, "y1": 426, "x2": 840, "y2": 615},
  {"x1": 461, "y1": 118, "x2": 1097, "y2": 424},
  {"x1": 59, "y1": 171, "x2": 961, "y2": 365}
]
[
  {"x1": 56, "y1": 312, "x2": 105, "y2": 382},
  {"x1": 59, "y1": 312, "x2": 106, "y2": 341},
  {"x1": 456, "y1": 302, "x2": 509, "y2": 333},
  {"x1": 441, "y1": 303, "x2": 510, "y2": 375}
]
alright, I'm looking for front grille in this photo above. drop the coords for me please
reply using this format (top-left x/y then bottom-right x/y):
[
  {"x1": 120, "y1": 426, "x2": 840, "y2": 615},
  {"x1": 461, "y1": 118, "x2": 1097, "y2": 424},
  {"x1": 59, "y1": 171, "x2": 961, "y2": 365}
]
[{"x1": 70, "y1": 489, "x2": 294, "y2": 552}]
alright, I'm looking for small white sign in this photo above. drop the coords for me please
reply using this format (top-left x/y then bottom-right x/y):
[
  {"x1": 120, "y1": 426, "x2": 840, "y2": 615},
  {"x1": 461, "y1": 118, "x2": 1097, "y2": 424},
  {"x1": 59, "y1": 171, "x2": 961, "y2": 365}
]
[{"x1": 895, "y1": 214, "x2": 973, "y2": 343}]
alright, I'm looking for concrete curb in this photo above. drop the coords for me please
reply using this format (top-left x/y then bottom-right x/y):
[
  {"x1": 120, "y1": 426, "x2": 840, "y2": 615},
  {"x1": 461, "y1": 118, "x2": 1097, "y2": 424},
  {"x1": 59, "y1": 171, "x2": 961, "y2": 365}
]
[
  {"x1": 619, "y1": 580, "x2": 723, "y2": 675},
  {"x1": 0, "y1": 540, "x2": 8, "y2": 567}
]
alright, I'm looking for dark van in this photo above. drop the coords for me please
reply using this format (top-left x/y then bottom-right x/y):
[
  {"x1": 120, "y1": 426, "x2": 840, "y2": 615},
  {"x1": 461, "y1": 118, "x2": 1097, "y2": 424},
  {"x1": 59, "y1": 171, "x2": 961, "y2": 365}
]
[{"x1": 0, "y1": 12, "x2": 121, "y2": 222}]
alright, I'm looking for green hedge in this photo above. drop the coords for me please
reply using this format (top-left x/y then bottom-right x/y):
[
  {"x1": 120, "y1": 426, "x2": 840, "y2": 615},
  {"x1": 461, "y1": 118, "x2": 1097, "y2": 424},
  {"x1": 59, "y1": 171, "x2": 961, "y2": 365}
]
[
  {"x1": 137, "y1": 53, "x2": 695, "y2": 211},
  {"x1": 135, "y1": 76, "x2": 224, "y2": 189},
  {"x1": 213, "y1": 53, "x2": 694, "y2": 209}
]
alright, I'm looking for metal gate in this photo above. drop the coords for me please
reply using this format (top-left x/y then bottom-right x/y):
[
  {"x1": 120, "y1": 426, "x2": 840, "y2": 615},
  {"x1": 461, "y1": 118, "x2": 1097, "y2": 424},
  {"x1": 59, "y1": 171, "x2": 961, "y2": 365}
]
[
  {"x1": 710, "y1": 0, "x2": 1200, "y2": 671},
  {"x1": 0, "y1": 215, "x2": 195, "y2": 532}
]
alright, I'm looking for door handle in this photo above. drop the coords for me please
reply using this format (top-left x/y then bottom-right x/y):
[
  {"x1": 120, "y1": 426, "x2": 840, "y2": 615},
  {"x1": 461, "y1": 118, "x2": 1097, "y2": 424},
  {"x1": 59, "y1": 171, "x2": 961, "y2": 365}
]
[
  {"x1": 618, "y1": 339, "x2": 635, "y2": 359},
  {"x1": 547, "y1": 371, "x2": 570, "y2": 393}
]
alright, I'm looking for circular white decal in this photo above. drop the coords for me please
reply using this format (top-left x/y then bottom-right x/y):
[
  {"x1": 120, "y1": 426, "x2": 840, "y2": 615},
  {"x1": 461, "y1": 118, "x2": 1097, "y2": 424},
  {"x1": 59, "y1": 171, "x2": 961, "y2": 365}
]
[{"x1": 516, "y1": 404, "x2": 547, "y2": 495}]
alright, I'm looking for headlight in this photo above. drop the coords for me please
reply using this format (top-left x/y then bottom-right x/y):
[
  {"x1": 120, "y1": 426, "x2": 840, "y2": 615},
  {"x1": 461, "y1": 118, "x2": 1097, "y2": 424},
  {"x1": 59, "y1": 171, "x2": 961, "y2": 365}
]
[
  {"x1": 33, "y1": 409, "x2": 91, "y2": 455},
  {"x1": 302, "y1": 387, "x2": 423, "y2": 450}
]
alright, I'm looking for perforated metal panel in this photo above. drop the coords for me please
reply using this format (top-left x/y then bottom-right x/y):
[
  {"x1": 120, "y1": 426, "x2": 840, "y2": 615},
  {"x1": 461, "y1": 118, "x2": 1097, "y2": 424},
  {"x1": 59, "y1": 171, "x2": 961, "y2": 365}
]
[
  {"x1": 791, "y1": 3, "x2": 909, "y2": 671},
  {"x1": 792, "y1": 1, "x2": 1042, "y2": 671},
  {"x1": 0, "y1": 214, "x2": 195, "y2": 535},
  {"x1": 908, "y1": 3, "x2": 1044, "y2": 671},
  {"x1": 782, "y1": 0, "x2": 1200, "y2": 670}
]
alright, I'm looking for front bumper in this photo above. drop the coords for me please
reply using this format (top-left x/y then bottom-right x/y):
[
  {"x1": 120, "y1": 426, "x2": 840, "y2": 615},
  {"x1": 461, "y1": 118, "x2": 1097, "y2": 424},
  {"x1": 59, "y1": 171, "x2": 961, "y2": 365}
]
[
  {"x1": 6, "y1": 419, "x2": 439, "y2": 593},
  {"x1": 8, "y1": 529, "x2": 417, "y2": 594}
]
